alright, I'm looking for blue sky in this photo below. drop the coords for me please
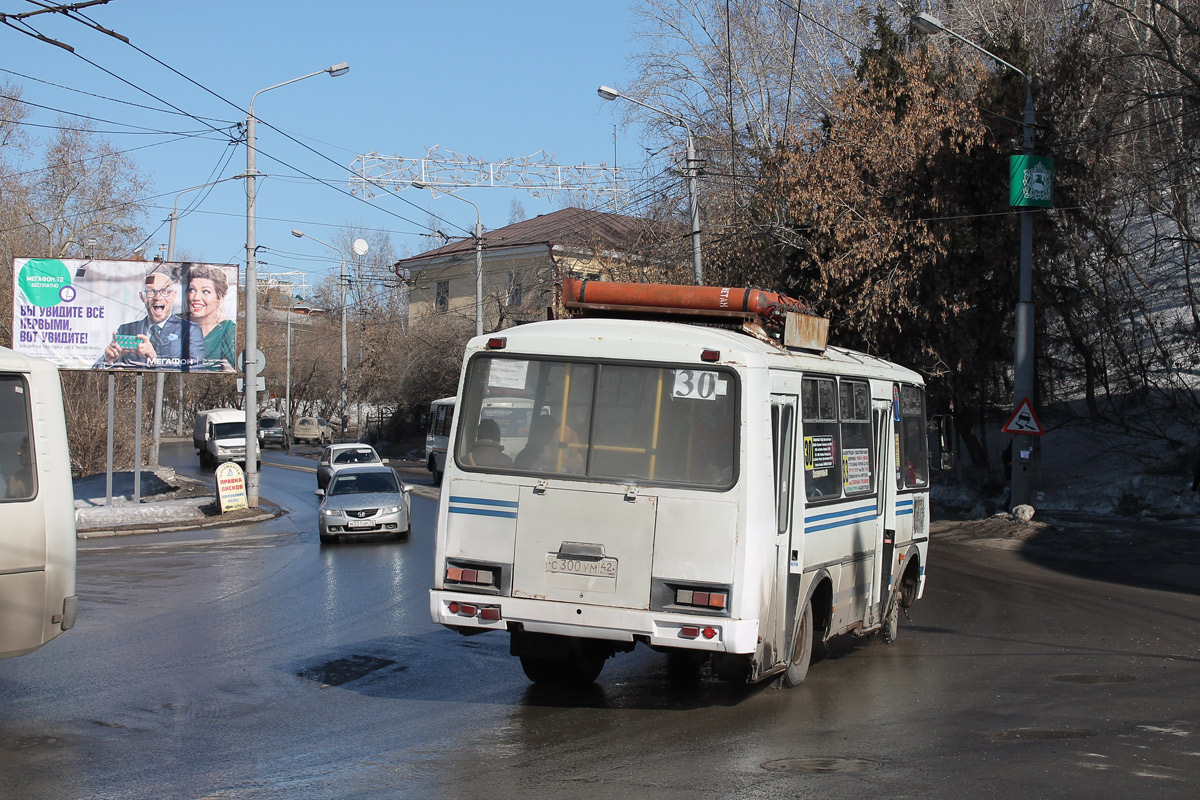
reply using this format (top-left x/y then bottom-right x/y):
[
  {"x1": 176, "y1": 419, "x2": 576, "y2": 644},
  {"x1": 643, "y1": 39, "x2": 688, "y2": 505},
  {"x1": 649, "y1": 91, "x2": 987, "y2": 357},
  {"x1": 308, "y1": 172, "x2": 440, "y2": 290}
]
[{"x1": 2, "y1": 1, "x2": 653, "y2": 292}]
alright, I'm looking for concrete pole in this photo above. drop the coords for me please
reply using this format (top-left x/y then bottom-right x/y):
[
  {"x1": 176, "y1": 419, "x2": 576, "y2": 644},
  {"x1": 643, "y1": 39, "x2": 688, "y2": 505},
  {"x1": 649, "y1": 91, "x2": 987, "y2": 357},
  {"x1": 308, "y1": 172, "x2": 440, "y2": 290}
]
[
  {"x1": 474, "y1": 216, "x2": 484, "y2": 337},
  {"x1": 685, "y1": 132, "x2": 703, "y2": 286},
  {"x1": 1010, "y1": 83, "x2": 1037, "y2": 507},
  {"x1": 244, "y1": 108, "x2": 260, "y2": 506}
]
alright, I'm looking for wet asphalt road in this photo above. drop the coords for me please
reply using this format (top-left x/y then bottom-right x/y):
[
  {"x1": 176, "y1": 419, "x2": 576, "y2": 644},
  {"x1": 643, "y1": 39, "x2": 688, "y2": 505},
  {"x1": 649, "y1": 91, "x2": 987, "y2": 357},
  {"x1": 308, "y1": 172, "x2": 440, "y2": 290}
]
[{"x1": 2, "y1": 442, "x2": 1199, "y2": 798}]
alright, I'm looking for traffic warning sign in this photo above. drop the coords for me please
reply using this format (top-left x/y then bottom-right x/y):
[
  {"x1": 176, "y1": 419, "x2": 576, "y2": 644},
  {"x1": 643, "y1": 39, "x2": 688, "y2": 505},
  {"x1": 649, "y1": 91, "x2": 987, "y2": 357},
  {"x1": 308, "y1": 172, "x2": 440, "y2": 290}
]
[{"x1": 1002, "y1": 398, "x2": 1044, "y2": 436}]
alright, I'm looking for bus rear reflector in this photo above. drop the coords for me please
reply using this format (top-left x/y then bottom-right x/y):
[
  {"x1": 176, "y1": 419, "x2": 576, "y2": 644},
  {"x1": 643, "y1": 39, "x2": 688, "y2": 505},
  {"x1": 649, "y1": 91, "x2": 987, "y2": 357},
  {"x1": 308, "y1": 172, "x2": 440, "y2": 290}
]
[
  {"x1": 448, "y1": 601, "x2": 501, "y2": 621},
  {"x1": 701, "y1": 349, "x2": 720, "y2": 362},
  {"x1": 681, "y1": 626, "x2": 700, "y2": 639},
  {"x1": 486, "y1": 337, "x2": 507, "y2": 350}
]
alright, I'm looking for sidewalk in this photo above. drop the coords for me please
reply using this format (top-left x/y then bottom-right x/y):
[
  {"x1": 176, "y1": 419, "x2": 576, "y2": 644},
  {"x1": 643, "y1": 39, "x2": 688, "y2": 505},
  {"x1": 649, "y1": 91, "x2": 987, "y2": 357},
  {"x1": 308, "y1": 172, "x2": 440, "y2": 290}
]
[{"x1": 74, "y1": 467, "x2": 281, "y2": 538}]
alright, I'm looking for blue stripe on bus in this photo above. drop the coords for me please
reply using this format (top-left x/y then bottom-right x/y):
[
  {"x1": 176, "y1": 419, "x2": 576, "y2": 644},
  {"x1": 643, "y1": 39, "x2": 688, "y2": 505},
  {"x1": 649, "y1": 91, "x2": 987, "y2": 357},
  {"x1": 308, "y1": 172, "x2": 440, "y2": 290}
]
[
  {"x1": 896, "y1": 498, "x2": 915, "y2": 516},
  {"x1": 448, "y1": 496, "x2": 519, "y2": 508},
  {"x1": 448, "y1": 506, "x2": 519, "y2": 519},
  {"x1": 804, "y1": 504, "x2": 877, "y2": 534},
  {"x1": 448, "y1": 495, "x2": 519, "y2": 520}
]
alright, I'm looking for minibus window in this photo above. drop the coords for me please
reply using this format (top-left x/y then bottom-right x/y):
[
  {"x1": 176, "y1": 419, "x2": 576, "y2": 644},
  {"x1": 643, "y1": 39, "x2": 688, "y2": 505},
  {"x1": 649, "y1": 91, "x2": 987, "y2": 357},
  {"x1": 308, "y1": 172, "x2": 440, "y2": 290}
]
[
  {"x1": 801, "y1": 376, "x2": 840, "y2": 500},
  {"x1": 839, "y1": 380, "x2": 873, "y2": 496},
  {"x1": 456, "y1": 355, "x2": 736, "y2": 488},
  {"x1": 898, "y1": 385, "x2": 929, "y2": 489},
  {"x1": 0, "y1": 375, "x2": 36, "y2": 501}
]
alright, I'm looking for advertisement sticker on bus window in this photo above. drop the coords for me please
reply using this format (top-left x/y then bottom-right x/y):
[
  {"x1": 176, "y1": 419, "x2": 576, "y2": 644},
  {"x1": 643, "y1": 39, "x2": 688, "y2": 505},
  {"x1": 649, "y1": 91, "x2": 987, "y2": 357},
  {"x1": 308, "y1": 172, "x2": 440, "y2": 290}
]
[
  {"x1": 672, "y1": 369, "x2": 725, "y2": 400},
  {"x1": 488, "y1": 359, "x2": 529, "y2": 390},
  {"x1": 803, "y1": 435, "x2": 836, "y2": 471},
  {"x1": 842, "y1": 448, "x2": 871, "y2": 493}
]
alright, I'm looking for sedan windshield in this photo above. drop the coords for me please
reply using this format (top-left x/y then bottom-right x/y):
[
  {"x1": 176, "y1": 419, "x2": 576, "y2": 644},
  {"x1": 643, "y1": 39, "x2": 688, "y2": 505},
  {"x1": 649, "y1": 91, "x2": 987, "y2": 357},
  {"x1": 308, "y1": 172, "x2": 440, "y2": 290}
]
[
  {"x1": 330, "y1": 472, "x2": 398, "y2": 495},
  {"x1": 334, "y1": 449, "x2": 378, "y2": 465}
]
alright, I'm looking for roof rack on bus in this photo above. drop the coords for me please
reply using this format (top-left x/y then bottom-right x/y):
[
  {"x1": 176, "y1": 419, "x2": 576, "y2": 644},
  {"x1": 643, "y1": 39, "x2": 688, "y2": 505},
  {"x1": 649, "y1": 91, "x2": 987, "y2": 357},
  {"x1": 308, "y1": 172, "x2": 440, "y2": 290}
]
[{"x1": 561, "y1": 278, "x2": 829, "y2": 352}]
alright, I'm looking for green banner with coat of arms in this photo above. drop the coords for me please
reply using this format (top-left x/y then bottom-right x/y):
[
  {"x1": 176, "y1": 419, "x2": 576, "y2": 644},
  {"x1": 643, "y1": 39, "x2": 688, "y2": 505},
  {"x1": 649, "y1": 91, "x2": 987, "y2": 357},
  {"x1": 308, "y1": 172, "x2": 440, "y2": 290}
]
[{"x1": 1009, "y1": 155, "x2": 1054, "y2": 207}]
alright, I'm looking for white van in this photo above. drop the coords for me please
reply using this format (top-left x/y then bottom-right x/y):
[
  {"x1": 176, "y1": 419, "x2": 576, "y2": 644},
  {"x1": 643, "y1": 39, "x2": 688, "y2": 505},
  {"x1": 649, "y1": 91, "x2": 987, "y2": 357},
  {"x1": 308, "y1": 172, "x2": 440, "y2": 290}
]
[
  {"x1": 193, "y1": 408, "x2": 253, "y2": 469},
  {"x1": 429, "y1": 280, "x2": 930, "y2": 687},
  {"x1": 0, "y1": 346, "x2": 77, "y2": 659}
]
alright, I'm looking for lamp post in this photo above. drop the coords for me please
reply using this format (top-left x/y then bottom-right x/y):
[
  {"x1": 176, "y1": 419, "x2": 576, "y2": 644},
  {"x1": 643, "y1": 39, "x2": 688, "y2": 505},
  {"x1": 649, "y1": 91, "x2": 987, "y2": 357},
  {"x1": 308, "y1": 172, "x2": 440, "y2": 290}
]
[
  {"x1": 291, "y1": 230, "x2": 368, "y2": 441},
  {"x1": 244, "y1": 62, "x2": 348, "y2": 505},
  {"x1": 411, "y1": 180, "x2": 484, "y2": 337},
  {"x1": 914, "y1": 12, "x2": 1038, "y2": 507},
  {"x1": 597, "y1": 85, "x2": 703, "y2": 285},
  {"x1": 286, "y1": 294, "x2": 296, "y2": 429}
]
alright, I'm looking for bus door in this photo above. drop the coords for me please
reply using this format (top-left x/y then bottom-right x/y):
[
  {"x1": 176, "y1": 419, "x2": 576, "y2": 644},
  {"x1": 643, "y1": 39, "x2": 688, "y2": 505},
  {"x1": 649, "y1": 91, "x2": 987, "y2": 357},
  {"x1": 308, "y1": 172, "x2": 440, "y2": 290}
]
[
  {"x1": 869, "y1": 397, "x2": 895, "y2": 626},
  {"x1": 771, "y1": 393, "x2": 801, "y2": 669}
]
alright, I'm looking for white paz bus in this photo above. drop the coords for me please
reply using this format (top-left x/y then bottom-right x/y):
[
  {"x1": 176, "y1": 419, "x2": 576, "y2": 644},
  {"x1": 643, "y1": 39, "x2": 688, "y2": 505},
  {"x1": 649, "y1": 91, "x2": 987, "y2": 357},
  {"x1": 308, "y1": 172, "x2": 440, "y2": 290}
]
[
  {"x1": 0, "y1": 346, "x2": 77, "y2": 659},
  {"x1": 430, "y1": 280, "x2": 930, "y2": 686}
]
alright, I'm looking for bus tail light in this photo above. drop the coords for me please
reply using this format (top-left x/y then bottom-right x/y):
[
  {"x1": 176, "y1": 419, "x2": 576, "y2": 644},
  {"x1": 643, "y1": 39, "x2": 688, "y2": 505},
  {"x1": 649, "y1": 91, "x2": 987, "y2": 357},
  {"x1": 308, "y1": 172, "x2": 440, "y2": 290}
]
[
  {"x1": 652, "y1": 579, "x2": 732, "y2": 616},
  {"x1": 447, "y1": 601, "x2": 502, "y2": 622},
  {"x1": 676, "y1": 587, "x2": 728, "y2": 611},
  {"x1": 486, "y1": 337, "x2": 507, "y2": 350},
  {"x1": 443, "y1": 559, "x2": 508, "y2": 594}
]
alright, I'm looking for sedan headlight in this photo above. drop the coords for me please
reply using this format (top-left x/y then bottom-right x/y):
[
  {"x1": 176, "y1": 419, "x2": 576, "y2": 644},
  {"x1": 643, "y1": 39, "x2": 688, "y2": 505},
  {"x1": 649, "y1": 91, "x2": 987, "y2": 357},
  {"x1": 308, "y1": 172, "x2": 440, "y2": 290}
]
[
  {"x1": 322, "y1": 508, "x2": 341, "y2": 517},
  {"x1": 382, "y1": 506, "x2": 402, "y2": 514}
]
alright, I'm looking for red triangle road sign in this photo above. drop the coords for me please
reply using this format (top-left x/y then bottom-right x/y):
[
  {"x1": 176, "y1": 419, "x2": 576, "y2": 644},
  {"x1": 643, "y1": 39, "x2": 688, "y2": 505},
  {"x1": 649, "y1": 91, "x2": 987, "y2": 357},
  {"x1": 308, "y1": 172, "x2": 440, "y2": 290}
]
[{"x1": 1002, "y1": 398, "x2": 1044, "y2": 436}]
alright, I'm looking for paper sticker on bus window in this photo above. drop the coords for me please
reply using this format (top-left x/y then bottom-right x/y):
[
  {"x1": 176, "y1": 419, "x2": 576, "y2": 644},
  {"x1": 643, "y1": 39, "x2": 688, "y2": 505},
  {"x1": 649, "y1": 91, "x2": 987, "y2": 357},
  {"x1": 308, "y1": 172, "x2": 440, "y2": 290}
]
[
  {"x1": 842, "y1": 448, "x2": 871, "y2": 493},
  {"x1": 672, "y1": 369, "x2": 720, "y2": 400},
  {"x1": 488, "y1": 359, "x2": 529, "y2": 390},
  {"x1": 803, "y1": 435, "x2": 836, "y2": 470}
]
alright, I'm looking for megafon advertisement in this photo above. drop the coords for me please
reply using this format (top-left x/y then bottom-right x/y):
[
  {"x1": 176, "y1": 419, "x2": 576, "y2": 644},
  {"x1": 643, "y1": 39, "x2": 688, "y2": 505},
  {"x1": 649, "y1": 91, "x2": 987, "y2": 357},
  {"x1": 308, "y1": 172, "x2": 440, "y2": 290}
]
[{"x1": 12, "y1": 258, "x2": 239, "y2": 373}]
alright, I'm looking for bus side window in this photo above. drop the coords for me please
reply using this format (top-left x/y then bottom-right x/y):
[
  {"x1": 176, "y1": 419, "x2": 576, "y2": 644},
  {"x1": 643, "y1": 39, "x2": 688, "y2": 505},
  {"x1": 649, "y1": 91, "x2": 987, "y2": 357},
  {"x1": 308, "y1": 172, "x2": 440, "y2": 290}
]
[
  {"x1": 0, "y1": 375, "x2": 36, "y2": 501},
  {"x1": 898, "y1": 385, "x2": 929, "y2": 488},
  {"x1": 801, "y1": 377, "x2": 840, "y2": 500}
]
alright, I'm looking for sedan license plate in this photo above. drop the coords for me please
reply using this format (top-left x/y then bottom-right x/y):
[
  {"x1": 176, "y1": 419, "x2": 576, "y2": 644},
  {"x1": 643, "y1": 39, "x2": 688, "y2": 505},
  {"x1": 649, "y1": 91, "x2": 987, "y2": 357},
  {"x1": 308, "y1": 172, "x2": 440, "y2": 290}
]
[
  {"x1": 545, "y1": 555, "x2": 617, "y2": 579},
  {"x1": 346, "y1": 519, "x2": 376, "y2": 530}
]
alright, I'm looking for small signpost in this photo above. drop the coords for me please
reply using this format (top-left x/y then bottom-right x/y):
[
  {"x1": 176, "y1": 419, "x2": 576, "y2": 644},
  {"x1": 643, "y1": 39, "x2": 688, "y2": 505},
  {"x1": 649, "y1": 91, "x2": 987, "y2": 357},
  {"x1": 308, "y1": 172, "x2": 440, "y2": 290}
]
[{"x1": 215, "y1": 461, "x2": 248, "y2": 512}]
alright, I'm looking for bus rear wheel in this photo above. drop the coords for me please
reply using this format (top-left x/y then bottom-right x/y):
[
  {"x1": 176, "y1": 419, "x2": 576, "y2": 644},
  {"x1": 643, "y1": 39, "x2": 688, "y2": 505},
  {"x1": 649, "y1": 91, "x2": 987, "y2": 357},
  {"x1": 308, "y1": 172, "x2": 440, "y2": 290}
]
[
  {"x1": 783, "y1": 600, "x2": 814, "y2": 687},
  {"x1": 520, "y1": 650, "x2": 605, "y2": 687}
]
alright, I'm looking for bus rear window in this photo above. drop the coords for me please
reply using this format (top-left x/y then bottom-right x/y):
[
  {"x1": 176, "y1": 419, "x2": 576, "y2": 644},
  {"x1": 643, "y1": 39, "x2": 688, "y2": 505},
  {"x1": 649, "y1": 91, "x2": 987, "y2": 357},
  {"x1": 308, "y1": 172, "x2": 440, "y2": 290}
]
[{"x1": 456, "y1": 356, "x2": 737, "y2": 488}]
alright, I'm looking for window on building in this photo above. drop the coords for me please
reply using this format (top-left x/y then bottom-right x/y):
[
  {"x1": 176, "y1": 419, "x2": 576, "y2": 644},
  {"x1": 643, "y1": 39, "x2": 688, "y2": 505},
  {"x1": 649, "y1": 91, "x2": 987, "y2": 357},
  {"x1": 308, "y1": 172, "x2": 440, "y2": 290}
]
[
  {"x1": 435, "y1": 280, "x2": 449, "y2": 313},
  {"x1": 507, "y1": 274, "x2": 523, "y2": 307}
]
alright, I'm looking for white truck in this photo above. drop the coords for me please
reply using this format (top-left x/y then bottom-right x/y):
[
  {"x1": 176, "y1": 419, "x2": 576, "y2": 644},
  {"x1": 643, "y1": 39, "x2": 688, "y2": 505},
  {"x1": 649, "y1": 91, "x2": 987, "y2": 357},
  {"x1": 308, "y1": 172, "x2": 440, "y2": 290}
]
[{"x1": 193, "y1": 408, "x2": 256, "y2": 470}]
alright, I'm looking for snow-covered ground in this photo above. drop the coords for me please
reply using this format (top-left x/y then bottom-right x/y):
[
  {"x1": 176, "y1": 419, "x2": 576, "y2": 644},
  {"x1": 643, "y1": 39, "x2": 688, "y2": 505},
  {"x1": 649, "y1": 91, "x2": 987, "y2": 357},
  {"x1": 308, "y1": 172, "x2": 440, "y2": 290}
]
[{"x1": 934, "y1": 418, "x2": 1200, "y2": 523}]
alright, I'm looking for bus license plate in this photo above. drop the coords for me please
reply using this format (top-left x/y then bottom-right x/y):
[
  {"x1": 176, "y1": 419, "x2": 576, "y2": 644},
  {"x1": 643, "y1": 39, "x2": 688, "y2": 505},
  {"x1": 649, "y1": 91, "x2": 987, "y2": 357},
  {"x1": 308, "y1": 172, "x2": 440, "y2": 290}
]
[
  {"x1": 346, "y1": 519, "x2": 375, "y2": 530},
  {"x1": 545, "y1": 555, "x2": 617, "y2": 579}
]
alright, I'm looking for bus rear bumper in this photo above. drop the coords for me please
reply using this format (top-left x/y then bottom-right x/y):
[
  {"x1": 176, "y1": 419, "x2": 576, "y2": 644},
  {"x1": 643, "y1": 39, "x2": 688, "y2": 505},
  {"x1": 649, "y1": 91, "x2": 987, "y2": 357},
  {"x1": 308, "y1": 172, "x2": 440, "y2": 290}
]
[{"x1": 430, "y1": 590, "x2": 760, "y2": 654}]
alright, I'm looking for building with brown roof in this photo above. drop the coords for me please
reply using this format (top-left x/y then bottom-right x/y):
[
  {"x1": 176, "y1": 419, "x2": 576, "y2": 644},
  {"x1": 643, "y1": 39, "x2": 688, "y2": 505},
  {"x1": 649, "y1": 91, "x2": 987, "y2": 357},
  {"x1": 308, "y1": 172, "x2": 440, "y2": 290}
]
[{"x1": 394, "y1": 207, "x2": 664, "y2": 331}]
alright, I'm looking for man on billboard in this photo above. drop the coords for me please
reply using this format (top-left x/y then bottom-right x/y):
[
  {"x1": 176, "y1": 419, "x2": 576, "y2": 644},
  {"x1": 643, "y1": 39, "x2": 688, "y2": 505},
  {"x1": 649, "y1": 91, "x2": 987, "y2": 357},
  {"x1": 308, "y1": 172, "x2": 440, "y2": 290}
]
[{"x1": 94, "y1": 267, "x2": 204, "y2": 370}]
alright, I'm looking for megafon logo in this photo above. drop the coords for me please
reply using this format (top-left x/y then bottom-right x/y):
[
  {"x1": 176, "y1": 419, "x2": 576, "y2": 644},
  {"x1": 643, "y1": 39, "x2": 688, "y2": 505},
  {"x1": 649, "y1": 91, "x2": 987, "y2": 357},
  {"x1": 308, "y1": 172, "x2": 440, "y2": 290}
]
[{"x1": 18, "y1": 259, "x2": 74, "y2": 307}]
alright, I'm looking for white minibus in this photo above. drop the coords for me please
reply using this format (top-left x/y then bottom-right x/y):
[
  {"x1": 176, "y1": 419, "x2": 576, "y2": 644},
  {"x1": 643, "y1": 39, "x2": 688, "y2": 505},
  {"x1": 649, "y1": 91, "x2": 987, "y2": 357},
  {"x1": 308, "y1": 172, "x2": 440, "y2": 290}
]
[
  {"x1": 425, "y1": 396, "x2": 455, "y2": 483},
  {"x1": 0, "y1": 346, "x2": 77, "y2": 659},
  {"x1": 430, "y1": 281, "x2": 929, "y2": 686}
]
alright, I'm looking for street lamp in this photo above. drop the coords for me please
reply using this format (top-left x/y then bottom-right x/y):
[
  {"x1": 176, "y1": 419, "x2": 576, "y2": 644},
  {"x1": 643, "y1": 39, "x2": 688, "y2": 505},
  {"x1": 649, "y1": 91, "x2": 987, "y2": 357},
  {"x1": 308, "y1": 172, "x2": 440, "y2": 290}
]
[
  {"x1": 913, "y1": 12, "x2": 1038, "y2": 507},
  {"x1": 411, "y1": 180, "x2": 484, "y2": 337},
  {"x1": 244, "y1": 62, "x2": 348, "y2": 506},
  {"x1": 291, "y1": 230, "x2": 368, "y2": 441},
  {"x1": 597, "y1": 85, "x2": 703, "y2": 285}
]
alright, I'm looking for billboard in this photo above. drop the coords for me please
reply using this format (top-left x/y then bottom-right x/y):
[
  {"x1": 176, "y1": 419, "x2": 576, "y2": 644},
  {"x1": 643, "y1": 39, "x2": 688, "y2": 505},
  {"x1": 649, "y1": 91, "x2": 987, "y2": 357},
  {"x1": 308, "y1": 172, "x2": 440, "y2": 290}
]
[{"x1": 12, "y1": 258, "x2": 240, "y2": 373}]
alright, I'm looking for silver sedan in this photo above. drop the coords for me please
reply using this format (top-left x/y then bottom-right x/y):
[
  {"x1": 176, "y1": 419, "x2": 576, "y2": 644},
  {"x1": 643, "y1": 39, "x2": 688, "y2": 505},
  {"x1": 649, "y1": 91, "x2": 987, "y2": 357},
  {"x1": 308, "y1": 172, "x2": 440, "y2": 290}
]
[{"x1": 315, "y1": 465, "x2": 411, "y2": 544}]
